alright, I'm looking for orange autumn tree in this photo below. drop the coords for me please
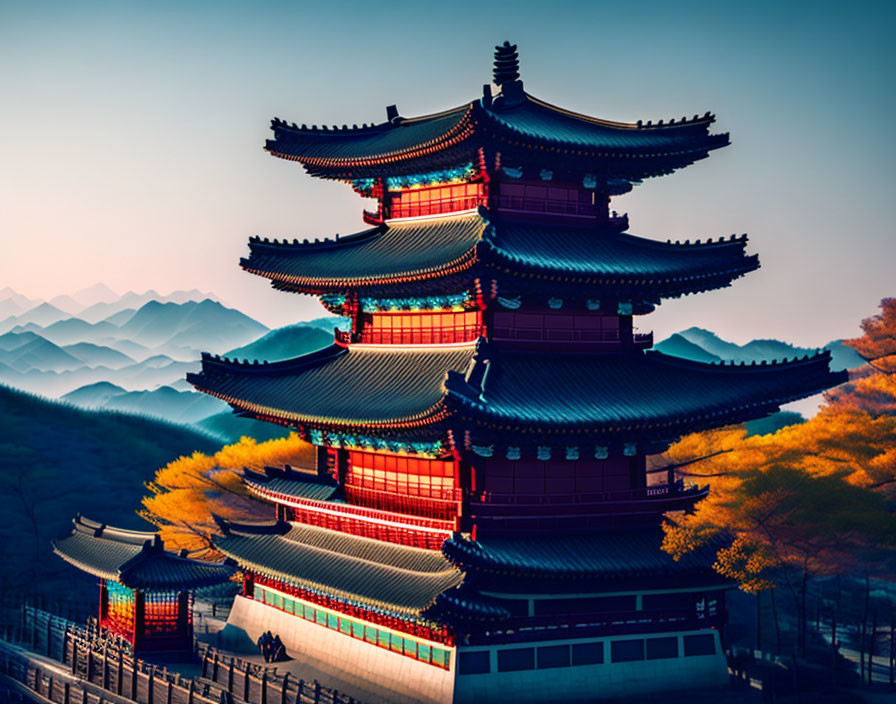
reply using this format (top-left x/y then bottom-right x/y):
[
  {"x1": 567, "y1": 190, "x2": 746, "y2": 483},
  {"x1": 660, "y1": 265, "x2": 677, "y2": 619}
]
[
  {"x1": 659, "y1": 298, "x2": 896, "y2": 652},
  {"x1": 140, "y1": 433, "x2": 316, "y2": 558}
]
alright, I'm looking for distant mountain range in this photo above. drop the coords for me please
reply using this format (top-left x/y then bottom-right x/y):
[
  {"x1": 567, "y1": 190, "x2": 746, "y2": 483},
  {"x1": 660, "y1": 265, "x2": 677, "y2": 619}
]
[
  {"x1": 653, "y1": 327, "x2": 864, "y2": 420},
  {"x1": 653, "y1": 327, "x2": 864, "y2": 371}
]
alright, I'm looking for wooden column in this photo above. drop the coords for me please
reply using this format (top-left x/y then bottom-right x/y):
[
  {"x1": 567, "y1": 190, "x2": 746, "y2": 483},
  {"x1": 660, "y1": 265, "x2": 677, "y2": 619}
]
[
  {"x1": 133, "y1": 591, "x2": 146, "y2": 651},
  {"x1": 99, "y1": 581, "x2": 109, "y2": 627}
]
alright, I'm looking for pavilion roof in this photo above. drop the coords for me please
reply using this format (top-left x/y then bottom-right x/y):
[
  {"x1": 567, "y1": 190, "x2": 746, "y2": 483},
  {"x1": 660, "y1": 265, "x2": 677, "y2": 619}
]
[
  {"x1": 445, "y1": 344, "x2": 848, "y2": 439},
  {"x1": 52, "y1": 516, "x2": 234, "y2": 591},
  {"x1": 442, "y1": 526, "x2": 720, "y2": 582},
  {"x1": 266, "y1": 93, "x2": 727, "y2": 181},
  {"x1": 243, "y1": 208, "x2": 757, "y2": 298},
  {"x1": 213, "y1": 520, "x2": 463, "y2": 616},
  {"x1": 187, "y1": 344, "x2": 476, "y2": 430}
]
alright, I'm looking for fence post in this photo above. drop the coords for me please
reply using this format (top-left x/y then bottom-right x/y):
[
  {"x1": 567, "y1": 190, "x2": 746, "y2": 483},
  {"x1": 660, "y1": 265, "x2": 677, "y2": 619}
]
[
  {"x1": 131, "y1": 658, "x2": 139, "y2": 701},
  {"x1": 46, "y1": 614, "x2": 53, "y2": 657},
  {"x1": 227, "y1": 660, "x2": 234, "y2": 693},
  {"x1": 64, "y1": 681, "x2": 71, "y2": 704},
  {"x1": 103, "y1": 644, "x2": 110, "y2": 689},
  {"x1": 280, "y1": 673, "x2": 289, "y2": 704},
  {"x1": 117, "y1": 651, "x2": 124, "y2": 695},
  {"x1": 71, "y1": 638, "x2": 79, "y2": 676},
  {"x1": 213, "y1": 652, "x2": 219, "y2": 681},
  {"x1": 261, "y1": 671, "x2": 268, "y2": 704},
  {"x1": 86, "y1": 645, "x2": 93, "y2": 682},
  {"x1": 202, "y1": 651, "x2": 209, "y2": 679},
  {"x1": 147, "y1": 666, "x2": 155, "y2": 704},
  {"x1": 167, "y1": 679, "x2": 173, "y2": 704},
  {"x1": 243, "y1": 663, "x2": 252, "y2": 701},
  {"x1": 188, "y1": 680, "x2": 196, "y2": 704}
]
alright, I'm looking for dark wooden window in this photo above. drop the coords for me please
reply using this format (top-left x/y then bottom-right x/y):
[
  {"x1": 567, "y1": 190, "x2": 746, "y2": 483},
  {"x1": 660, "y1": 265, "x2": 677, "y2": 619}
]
[
  {"x1": 571, "y1": 642, "x2": 604, "y2": 665},
  {"x1": 646, "y1": 637, "x2": 678, "y2": 660},
  {"x1": 459, "y1": 651, "x2": 490, "y2": 674},
  {"x1": 683, "y1": 634, "x2": 716, "y2": 657},
  {"x1": 497, "y1": 647, "x2": 535, "y2": 672},
  {"x1": 610, "y1": 639, "x2": 645, "y2": 662},
  {"x1": 537, "y1": 645, "x2": 571, "y2": 669}
]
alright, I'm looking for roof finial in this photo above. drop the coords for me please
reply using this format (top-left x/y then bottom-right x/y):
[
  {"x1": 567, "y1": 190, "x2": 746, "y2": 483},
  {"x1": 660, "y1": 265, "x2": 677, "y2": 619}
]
[{"x1": 493, "y1": 41, "x2": 519, "y2": 86}]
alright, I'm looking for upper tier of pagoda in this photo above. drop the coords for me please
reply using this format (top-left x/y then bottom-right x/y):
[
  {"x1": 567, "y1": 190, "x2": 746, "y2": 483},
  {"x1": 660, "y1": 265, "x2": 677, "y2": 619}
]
[
  {"x1": 266, "y1": 47, "x2": 727, "y2": 183},
  {"x1": 244, "y1": 208, "x2": 757, "y2": 306}
]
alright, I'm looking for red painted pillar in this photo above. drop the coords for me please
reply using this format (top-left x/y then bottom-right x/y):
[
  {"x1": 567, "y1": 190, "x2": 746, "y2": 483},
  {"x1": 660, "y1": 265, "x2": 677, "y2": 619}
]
[
  {"x1": 133, "y1": 591, "x2": 145, "y2": 651},
  {"x1": 98, "y1": 581, "x2": 109, "y2": 628}
]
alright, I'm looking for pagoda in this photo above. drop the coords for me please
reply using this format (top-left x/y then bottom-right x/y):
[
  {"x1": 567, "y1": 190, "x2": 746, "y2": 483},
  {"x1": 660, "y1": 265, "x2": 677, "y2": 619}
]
[
  {"x1": 189, "y1": 43, "x2": 846, "y2": 704},
  {"x1": 53, "y1": 516, "x2": 235, "y2": 653}
]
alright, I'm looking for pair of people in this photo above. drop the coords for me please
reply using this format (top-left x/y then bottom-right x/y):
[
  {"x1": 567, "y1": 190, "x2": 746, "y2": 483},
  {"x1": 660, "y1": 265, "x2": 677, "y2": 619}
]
[{"x1": 256, "y1": 631, "x2": 286, "y2": 662}]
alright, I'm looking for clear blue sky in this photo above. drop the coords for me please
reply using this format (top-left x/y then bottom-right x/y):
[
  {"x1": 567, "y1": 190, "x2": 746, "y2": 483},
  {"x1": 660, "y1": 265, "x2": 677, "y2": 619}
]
[{"x1": 1, "y1": 0, "x2": 893, "y2": 345}]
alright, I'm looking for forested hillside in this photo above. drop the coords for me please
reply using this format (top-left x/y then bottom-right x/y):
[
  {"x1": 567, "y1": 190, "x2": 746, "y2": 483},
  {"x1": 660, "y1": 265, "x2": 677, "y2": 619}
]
[{"x1": 0, "y1": 385, "x2": 220, "y2": 609}]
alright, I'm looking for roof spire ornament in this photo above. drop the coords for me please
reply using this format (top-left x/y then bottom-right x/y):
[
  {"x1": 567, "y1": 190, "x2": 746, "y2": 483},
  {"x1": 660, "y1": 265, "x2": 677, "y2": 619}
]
[
  {"x1": 492, "y1": 41, "x2": 525, "y2": 108},
  {"x1": 493, "y1": 41, "x2": 519, "y2": 85}
]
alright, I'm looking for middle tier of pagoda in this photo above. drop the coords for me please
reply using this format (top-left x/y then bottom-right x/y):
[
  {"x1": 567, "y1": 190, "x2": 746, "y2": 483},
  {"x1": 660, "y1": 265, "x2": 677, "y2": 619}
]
[{"x1": 243, "y1": 208, "x2": 759, "y2": 314}]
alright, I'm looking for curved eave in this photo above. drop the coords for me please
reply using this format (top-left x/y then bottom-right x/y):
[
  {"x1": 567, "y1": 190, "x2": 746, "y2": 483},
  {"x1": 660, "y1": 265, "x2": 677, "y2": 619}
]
[
  {"x1": 214, "y1": 521, "x2": 464, "y2": 617},
  {"x1": 479, "y1": 233, "x2": 760, "y2": 297},
  {"x1": 187, "y1": 344, "x2": 475, "y2": 431},
  {"x1": 445, "y1": 350, "x2": 848, "y2": 435},
  {"x1": 264, "y1": 104, "x2": 476, "y2": 173},
  {"x1": 476, "y1": 94, "x2": 729, "y2": 168}
]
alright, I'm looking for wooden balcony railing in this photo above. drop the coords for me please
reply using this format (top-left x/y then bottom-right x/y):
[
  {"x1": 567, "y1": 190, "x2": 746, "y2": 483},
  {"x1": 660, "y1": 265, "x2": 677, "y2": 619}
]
[{"x1": 389, "y1": 195, "x2": 484, "y2": 219}]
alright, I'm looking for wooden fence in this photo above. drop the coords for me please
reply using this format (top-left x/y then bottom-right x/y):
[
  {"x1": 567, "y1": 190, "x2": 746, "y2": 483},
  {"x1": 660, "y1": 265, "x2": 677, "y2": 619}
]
[{"x1": 0, "y1": 607, "x2": 364, "y2": 704}]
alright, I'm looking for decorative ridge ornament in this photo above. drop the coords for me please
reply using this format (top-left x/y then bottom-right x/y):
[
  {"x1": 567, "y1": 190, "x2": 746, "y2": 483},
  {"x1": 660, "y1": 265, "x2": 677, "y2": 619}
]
[{"x1": 493, "y1": 41, "x2": 519, "y2": 86}]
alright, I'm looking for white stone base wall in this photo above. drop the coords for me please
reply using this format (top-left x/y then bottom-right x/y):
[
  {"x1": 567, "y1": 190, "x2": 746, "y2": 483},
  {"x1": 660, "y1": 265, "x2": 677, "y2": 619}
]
[
  {"x1": 454, "y1": 630, "x2": 729, "y2": 704},
  {"x1": 227, "y1": 596, "x2": 455, "y2": 704}
]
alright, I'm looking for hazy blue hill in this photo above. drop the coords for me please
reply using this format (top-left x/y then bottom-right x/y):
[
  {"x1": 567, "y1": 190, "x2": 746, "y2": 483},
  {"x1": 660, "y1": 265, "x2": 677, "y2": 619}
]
[
  {"x1": 737, "y1": 338, "x2": 806, "y2": 362},
  {"x1": 47, "y1": 294, "x2": 84, "y2": 316},
  {"x1": 61, "y1": 381, "x2": 127, "y2": 407},
  {"x1": 63, "y1": 342, "x2": 136, "y2": 369},
  {"x1": 101, "y1": 386, "x2": 228, "y2": 424},
  {"x1": 304, "y1": 316, "x2": 351, "y2": 333},
  {"x1": 672, "y1": 328, "x2": 864, "y2": 373},
  {"x1": 0, "y1": 335, "x2": 84, "y2": 372},
  {"x1": 824, "y1": 340, "x2": 865, "y2": 372},
  {"x1": 119, "y1": 299, "x2": 267, "y2": 352},
  {"x1": 101, "y1": 307, "x2": 137, "y2": 326},
  {"x1": 653, "y1": 333, "x2": 722, "y2": 363},
  {"x1": 0, "y1": 330, "x2": 43, "y2": 351},
  {"x1": 676, "y1": 327, "x2": 747, "y2": 359},
  {"x1": 0, "y1": 384, "x2": 220, "y2": 606},
  {"x1": 196, "y1": 411, "x2": 293, "y2": 444},
  {"x1": 224, "y1": 324, "x2": 333, "y2": 362},
  {"x1": 30, "y1": 317, "x2": 120, "y2": 346},
  {"x1": 744, "y1": 411, "x2": 805, "y2": 436},
  {"x1": 106, "y1": 337, "x2": 152, "y2": 361},
  {"x1": 0, "y1": 301, "x2": 69, "y2": 332},
  {"x1": 78, "y1": 300, "x2": 135, "y2": 324}
]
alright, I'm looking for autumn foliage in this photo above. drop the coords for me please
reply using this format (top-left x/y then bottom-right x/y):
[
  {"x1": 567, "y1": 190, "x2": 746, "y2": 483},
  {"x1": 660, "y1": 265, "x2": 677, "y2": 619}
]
[
  {"x1": 661, "y1": 298, "x2": 896, "y2": 591},
  {"x1": 140, "y1": 433, "x2": 316, "y2": 558}
]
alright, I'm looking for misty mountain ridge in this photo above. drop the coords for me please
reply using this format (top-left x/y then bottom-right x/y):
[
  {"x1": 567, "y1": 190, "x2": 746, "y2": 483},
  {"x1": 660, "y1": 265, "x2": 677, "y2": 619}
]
[
  {"x1": 660, "y1": 327, "x2": 865, "y2": 372},
  {"x1": 224, "y1": 323, "x2": 332, "y2": 362}
]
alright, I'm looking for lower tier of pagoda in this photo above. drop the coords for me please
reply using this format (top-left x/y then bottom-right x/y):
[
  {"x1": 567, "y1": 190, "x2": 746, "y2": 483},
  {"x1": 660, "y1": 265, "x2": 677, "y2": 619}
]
[{"x1": 216, "y1": 517, "x2": 730, "y2": 704}]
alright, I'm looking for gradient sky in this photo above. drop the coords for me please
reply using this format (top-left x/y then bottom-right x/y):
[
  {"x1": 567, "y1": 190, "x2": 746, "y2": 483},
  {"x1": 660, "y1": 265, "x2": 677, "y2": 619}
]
[{"x1": 1, "y1": 0, "x2": 894, "y2": 346}]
